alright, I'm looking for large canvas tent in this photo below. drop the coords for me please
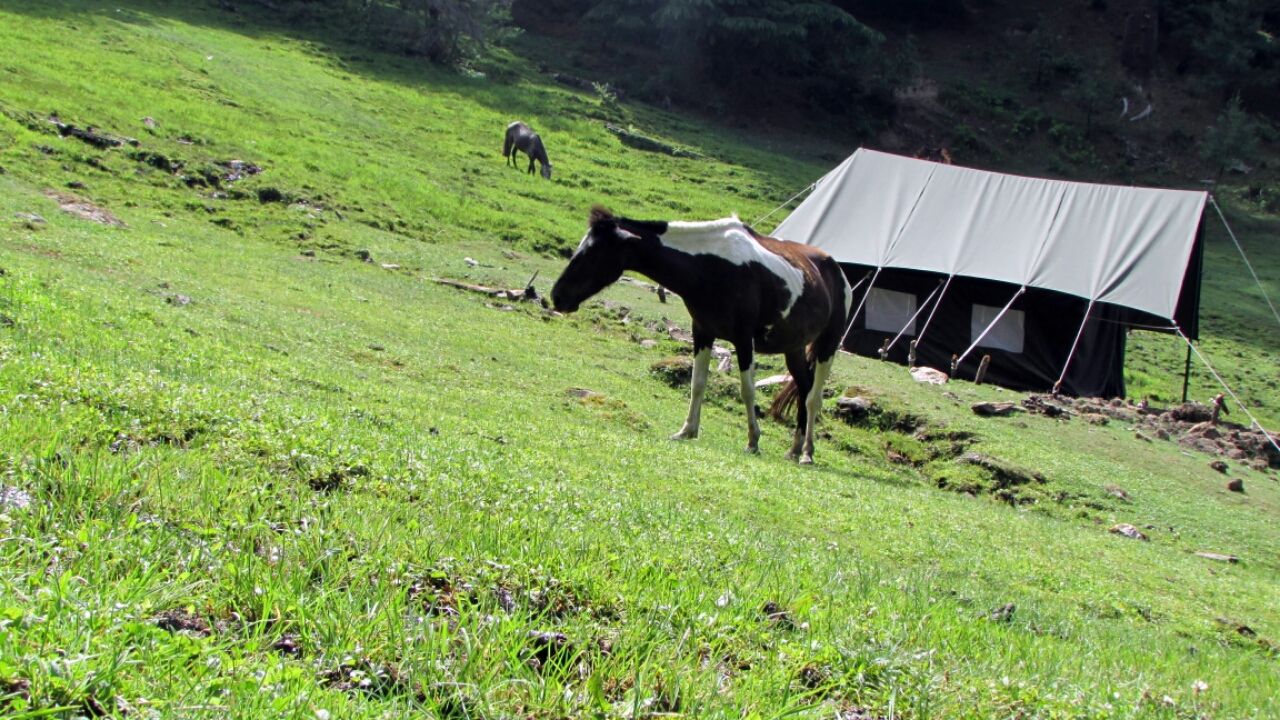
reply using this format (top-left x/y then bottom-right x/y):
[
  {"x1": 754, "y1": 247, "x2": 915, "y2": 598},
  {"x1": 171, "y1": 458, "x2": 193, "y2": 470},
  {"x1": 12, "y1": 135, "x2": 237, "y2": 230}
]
[{"x1": 773, "y1": 148, "x2": 1209, "y2": 397}]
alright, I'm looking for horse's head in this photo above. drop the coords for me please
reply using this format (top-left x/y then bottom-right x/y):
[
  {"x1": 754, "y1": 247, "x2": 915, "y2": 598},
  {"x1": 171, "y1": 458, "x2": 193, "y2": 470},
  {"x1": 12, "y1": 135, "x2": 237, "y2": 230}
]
[
  {"x1": 552, "y1": 206, "x2": 634, "y2": 313},
  {"x1": 541, "y1": 162, "x2": 553, "y2": 180}
]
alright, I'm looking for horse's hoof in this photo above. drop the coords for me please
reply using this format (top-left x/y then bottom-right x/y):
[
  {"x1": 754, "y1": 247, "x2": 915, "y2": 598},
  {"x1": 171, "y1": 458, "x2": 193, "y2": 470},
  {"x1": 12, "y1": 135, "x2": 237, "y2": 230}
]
[
  {"x1": 784, "y1": 451, "x2": 799, "y2": 462},
  {"x1": 745, "y1": 446, "x2": 760, "y2": 455},
  {"x1": 798, "y1": 455, "x2": 814, "y2": 465},
  {"x1": 670, "y1": 430, "x2": 697, "y2": 441}
]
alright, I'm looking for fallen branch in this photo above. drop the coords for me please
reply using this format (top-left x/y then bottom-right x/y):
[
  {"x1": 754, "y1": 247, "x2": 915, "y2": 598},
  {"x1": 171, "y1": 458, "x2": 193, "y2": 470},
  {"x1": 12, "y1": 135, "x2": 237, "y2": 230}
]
[
  {"x1": 433, "y1": 277, "x2": 542, "y2": 303},
  {"x1": 604, "y1": 124, "x2": 701, "y2": 158}
]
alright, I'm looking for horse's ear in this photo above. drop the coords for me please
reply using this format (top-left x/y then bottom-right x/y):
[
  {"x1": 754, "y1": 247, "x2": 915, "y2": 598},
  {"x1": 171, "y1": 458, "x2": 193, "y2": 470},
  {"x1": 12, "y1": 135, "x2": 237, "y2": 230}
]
[{"x1": 589, "y1": 205, "x2": 615, "y2": 228}]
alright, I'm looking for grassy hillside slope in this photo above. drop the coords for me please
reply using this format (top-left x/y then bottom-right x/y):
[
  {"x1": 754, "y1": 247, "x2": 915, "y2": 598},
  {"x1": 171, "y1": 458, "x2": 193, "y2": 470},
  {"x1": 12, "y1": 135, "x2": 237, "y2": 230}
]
[{"x1": 1, "y1": 2, "x2": 1277, "y2": 718}]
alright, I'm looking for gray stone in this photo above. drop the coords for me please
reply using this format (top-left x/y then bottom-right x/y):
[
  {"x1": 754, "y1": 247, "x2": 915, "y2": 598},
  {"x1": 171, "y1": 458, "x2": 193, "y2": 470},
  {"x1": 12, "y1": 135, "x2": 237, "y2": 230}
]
[
  {"x1": 971, "y1": 401, "x2": 1022, "y2": 417},
  {"x1": 0, "y1": 485, "x2": 32, "y2": 511},
  {"x1": 1195, "y1": 552, "x2": 1239, "y2": 564},
  {"x1": 1109, "y1": 523, "x2": 1149, "y2": 541}
]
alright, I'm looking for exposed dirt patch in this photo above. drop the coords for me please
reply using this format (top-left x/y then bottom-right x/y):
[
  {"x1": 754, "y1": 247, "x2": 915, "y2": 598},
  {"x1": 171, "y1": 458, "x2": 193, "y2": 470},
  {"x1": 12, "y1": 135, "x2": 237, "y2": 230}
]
[
  {"x1": 761, "y1": 600, "x2": 797, "y2": 630},
  {"x1": 1215, "y1": 617, "x2": 1280, "y2": 657},
  {"x1": 44, "y1": 190, "x2": 124, "y2": 226},
  {"x1": 154, "y1": 609, "x2": 213, "y2": 636},
  {"x1": 306, "y1": 462, "x2": 369, "y2": 492},
  {"x1": 525, "y1": 630, "x2": 578, "y2": 671},
  {"x1": 565, "y1": 387, "x2": 650, "y2": 431},
  {"x1": 1025, "y1": 394, "x2": 1278, "y2": 471},
  {"x1": 930, "y1": 452, "x2": 1053, "y2": 505},
  {"x1": 409, "y1": 567, "x2": 466, "y2": 618},
  {"x1": 650, "y1": 356, "x2": 693, "y2": 387},
  {"x1": 272, "y1": 633, "x2": 303, "y2": 657},
  {"x1": 319, "y1": 657, "x2": 424, "y2": 701},
  {"x1": 1, "y1": 676, "x2": 31, "y2": 707},
  {"x1": 833, "y1": 394, "x2": 927, "y2": 433}
]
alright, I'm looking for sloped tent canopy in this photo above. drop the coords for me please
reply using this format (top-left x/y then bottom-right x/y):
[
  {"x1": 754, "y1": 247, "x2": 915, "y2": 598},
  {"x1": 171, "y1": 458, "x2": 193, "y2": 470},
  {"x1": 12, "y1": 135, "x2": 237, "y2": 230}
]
[{"x1": 774, "y1": 149, "x2": 1208, "y2": 397}]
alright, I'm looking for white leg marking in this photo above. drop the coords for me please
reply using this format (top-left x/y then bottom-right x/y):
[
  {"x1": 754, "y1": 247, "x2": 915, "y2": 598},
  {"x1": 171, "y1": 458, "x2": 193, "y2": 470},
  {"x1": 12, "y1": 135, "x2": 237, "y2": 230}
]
[
  {"x1": 740, "y1": 364, "x2": 760, "y2": 453},
  {"x1": 672, "y1": 348, "x2": 711, "y2": 440},
  {"x1": 800, "y1": 359, "x2": 833, "y2": 465}
]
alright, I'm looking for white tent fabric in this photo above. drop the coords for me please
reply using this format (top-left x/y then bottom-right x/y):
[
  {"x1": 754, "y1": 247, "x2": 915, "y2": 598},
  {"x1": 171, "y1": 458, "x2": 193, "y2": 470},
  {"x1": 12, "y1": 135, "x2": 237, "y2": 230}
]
[{"x1": 773, "y1": 148, "x2": 1208, "y2": 320}]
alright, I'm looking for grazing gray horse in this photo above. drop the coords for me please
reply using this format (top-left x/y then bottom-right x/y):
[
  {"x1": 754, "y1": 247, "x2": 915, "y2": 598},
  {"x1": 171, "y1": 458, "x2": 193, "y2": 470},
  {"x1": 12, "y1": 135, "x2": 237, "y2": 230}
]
[{"x1": 503, "y1": 121, "x2": 552, "y2": 179}]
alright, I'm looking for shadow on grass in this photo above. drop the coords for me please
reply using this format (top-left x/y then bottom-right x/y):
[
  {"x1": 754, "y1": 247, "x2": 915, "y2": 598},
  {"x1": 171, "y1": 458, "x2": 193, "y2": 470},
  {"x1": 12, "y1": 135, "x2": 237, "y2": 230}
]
[{"x1": 0, "y1": 0, "x2": 834, "y2": 196}]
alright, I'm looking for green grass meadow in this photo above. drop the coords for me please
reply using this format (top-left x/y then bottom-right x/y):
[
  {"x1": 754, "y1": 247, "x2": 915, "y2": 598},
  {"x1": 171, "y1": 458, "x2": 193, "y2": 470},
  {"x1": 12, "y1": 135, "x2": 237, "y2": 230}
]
[{"x1": 1, "y1": 2, "x2": 1278, "y2": 718}]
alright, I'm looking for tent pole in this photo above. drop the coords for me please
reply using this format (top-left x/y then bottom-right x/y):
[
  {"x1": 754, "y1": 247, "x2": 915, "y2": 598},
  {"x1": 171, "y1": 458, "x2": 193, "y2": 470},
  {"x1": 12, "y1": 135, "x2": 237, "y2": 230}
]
[
  {"x1": 838, "y1": 268, "x2": 881, "y2": 352},
  {"x1": 911, "y1": 274, "x2": 954, "y2": 361},
  {"x1": 953, "y1": 286, "x2": 1026, "y2": 376},
  {"x1": 1052, "y1": 298, "x2": 1095, "y2": 396},
  {"x1": 1181, "y1": 343, "x2": 1192, "y2": 403}
]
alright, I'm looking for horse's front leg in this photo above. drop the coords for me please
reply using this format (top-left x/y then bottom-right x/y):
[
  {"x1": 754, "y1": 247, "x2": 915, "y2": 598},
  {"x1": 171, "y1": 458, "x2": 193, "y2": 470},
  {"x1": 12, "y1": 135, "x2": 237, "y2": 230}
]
[
  {"x1": 798, "y1": 357, "x2": 833, "y2": 465},
  {"x1": 736, "y1": 341, "x2": 760, "y2": 454},
  {"x1": 671, "y1": 330, "x2": 713, "y2": 440}
]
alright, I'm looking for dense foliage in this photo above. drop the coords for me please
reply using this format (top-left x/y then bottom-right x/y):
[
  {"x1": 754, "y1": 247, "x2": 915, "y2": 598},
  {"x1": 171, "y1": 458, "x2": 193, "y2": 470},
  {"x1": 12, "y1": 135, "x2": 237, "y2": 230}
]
[
  {"x1": 1164, "y1": 0, "x2": 1280, "y2": 98},
  {"x1": 232, "y1": 0, "x2": 513, "y2": 63},
  {"x1": 511, "y1": 0, "x2": 913, "y2": 123}
]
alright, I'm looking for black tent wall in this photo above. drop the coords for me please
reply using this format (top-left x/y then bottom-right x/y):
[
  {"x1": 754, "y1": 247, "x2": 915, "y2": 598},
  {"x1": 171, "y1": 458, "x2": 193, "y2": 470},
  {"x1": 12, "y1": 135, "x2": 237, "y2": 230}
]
[
  {"x1": 829, "y1": 216, "x2": 1205, "y2": 398},
  {"x1": 839, "y1": 265, "x2": 1132, "y2": 397}
]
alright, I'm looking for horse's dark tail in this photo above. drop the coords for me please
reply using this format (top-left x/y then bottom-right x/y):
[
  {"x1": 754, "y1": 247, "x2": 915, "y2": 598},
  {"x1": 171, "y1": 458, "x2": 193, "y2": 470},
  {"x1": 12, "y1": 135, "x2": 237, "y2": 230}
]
[
  {"x1": 502, "y1": 129, "x2": 514, "y2": 158},
  {"x1": 767, "y1": 345, "x2": 816, "y2": 421}
]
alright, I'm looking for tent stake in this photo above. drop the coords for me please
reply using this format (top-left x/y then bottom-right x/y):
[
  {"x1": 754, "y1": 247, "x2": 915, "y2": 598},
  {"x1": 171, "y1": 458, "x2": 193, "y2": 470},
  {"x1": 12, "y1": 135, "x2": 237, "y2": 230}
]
[
  {"x1": 975, "y1": 355, "x2": 992, "y2": 384},
  {"x1": 1181, "y1": 342, "x2": 1192, "y2": 403}
]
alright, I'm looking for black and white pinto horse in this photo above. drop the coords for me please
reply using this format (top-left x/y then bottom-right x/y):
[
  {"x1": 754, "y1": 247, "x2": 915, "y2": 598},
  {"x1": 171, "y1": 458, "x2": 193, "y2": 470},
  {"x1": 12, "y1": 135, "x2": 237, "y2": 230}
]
[
  {"x1": 503, "y1": 121, "x2": 552, "y2": 179},
  {"x1": 551, "y1": 207, "x2": 852, "y2": 464}
]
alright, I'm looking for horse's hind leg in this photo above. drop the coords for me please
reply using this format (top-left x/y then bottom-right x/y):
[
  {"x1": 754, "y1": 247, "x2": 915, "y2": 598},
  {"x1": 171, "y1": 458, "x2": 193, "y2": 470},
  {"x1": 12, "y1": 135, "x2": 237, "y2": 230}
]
[
  {"x1": 672, "y1": 331, "x2": 713, "y2": 440},
  {"x1": 736, "y1": 341, "x2": 760, "y2": 454},
  {"x1": 783, "y1": 350, "x2": 814, "y2": 461},
  {"x1": 798, "y1": 358, "x2": 833, "y2": 465}
]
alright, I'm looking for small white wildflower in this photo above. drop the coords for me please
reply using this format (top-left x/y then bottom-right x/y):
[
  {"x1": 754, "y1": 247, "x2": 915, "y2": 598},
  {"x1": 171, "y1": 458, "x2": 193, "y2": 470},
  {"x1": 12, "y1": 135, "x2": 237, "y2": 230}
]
[
  {"x1": 315, "y1": 710, "x2": 330, "y2": 720},
  {"x1": 1161, "y1": 695, "x2": 1176, "y2": 707},
  {"x1": 1192, "y1": 680, "x2": 1208, "y2": 694}
]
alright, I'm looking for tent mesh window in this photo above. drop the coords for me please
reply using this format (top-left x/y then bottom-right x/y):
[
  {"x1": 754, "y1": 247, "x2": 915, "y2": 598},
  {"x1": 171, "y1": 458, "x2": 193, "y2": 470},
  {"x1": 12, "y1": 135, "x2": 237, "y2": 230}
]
[
  {"x1": 971, "y1": 305, "x2": 1025, "y2": 354},
  {"x1": 865, "y1": 288, "x2": 919, "y2": 335}
]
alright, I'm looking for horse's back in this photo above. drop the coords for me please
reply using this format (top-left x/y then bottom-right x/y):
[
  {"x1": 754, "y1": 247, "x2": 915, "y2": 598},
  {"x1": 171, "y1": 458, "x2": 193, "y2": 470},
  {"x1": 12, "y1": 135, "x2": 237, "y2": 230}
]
[
  {"x1": 752, "y1": 232, "x2": 850, "y2": 353},
  {"x1": 506, "y1": 121, "x2": 537, "y2": 149}
]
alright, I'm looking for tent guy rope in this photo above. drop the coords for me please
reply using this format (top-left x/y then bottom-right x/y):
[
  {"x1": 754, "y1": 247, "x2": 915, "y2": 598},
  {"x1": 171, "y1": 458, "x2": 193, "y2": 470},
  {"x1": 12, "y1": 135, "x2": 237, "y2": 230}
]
[
  {"x1": 838, "y1": 268, "x2": 881, "y2": 351},
  {"x1": 1209, "y1": 195, "x2": 1280, "y2": 328},
  {"x1": 751, "y1": 181, "x2": 817, "y2": 228},
  {"x1": 882, "y1": 279, "x2": 945, "y2": 359},
  {"x1": 1175, "y1": 327, "x2": 1280, "y2": 455},
  {"x1": 912, "y1": 274, "x2": 954, "y2": 359},
  {"x1": 1053, "y1": 298, "x2": 1096, "y2": 393},
  {"x1": 953, "y1": 286, "x2": 1026, "y2": 374}
]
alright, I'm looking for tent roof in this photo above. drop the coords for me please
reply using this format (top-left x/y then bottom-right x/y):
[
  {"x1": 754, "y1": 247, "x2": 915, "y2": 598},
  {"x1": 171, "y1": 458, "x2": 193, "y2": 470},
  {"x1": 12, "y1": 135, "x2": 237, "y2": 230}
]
[{"x1": 773, "y1": 148, "x2": 1208, "y2": 320}]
